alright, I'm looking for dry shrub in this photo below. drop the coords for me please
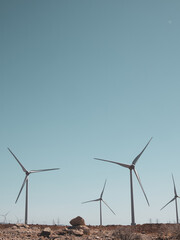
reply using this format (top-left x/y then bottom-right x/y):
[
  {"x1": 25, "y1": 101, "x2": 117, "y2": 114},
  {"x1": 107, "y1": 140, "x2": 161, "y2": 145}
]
[
  {"x1": 112, "y1": 224, "x2": 180, "y2": 240},
  {"x1": 112, "y1": 226, "x2": 151, "y2": 240}
]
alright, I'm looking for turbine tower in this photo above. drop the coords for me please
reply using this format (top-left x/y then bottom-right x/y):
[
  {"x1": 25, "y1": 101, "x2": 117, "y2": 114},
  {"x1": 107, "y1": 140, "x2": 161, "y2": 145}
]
[
  {"x1": 82, "y1": 179, "x2": 115, "y2": 225},
  {"x1": 8, "y1": 148, "x2": 60, "y2": 224},
  {"x1": 94, "y1": 138, "x2": 152, "y2": 225},
  {"x1": 160, "y1": 174, "x2": 180, "y2": 224}
]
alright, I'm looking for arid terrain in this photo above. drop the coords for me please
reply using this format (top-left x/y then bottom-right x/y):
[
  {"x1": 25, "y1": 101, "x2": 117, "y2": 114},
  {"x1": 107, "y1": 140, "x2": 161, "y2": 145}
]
[{"x1": 0, "y1": 223, "x2": 180, "y2": 240}]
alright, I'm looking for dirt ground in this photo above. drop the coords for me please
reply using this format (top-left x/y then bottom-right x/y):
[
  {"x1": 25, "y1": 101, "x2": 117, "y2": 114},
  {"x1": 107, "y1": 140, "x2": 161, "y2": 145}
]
[{"x1": 0, "y1": 223, "x2": 180, "y2": 239}]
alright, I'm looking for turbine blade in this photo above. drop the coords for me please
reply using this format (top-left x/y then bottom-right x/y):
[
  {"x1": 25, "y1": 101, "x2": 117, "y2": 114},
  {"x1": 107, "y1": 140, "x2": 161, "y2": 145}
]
[
  {"x1": 82, "y1": 198, "x2": 100, "y2": 204},
  {"x1": 102, "y1": 200, "x2": 116, "y2": 215},
  {"x1": 94, "y1": 158, "x2": 130, "y2": 169},
  {"x1": 15, "y1": 175, "x2": 28, "y2": 203},
  {"x1": 160, "y1": 197, "x2": 176, "y2": 210},
  {"x1": 30, "y1": 168, "x2": 60, "y2": 173},
  {"x1": 132, "y1": 137, "x2": 152, "y2": 165},
  {"x1": 134, "y1": 169, "x2": 150, "y2": 206},
  {"x1": 8, "y1": 148, "x2": 27, "y2": 173},
  {"x1": 100, "y1": 179, "x2": 107, "y2": 198},
  {"x1": 0, "y1": 211, "x2": 9, "y2": 217},
  {"x1": 172, "y1": 174, "x2": 177, "y2": 196},
  {"x1": 5, "y1": 211, "x2": 9, "y2": 217}
]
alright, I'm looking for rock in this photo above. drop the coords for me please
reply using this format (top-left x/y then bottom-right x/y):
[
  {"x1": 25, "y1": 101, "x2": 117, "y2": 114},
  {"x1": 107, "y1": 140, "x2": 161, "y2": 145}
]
[
  {"x1": 0, "y1": 223, "x2": 179, "y2": 239},
  {"x1": 80, "y1": 225, "x2": 90, "y2": 235},
  {"x1": 69, "y1": 216, "x2": 85, "y2": 226},
  {"x1": 68, "y1": 228, "x2": 84, "y2": 236},
  {"x1": 73, "y1": 229, "x2": 84, "y2": 236},
  {"x1": 74, "y1": 225, "x2": 90, "y2": 235},
  {"x1": 177, "y1": 233, "x2": 180, "y2": 240},
  {"x1": 12, "y1": 225, "x2": 18, "y2": 229},
  {"x1": 15, "y1": 223, "x2": 29, "y2": 228},
  {"x1": 130, "y1": 233, "x2": 152, "y2": 240},
  {"x1": 55, "y1": 228, "x2": 68, "y2": 235},
  {"x1": 83, "y1": 228, "x2": 90, "y2": 235},
  {"x1": 39, "y1": 227, "x2": 51, "y2": 238}
]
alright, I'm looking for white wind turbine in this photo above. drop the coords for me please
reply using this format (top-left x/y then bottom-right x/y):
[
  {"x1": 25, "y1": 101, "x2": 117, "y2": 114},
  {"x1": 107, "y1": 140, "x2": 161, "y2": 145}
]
[
  {"x1": 0, "y1": 211, "x2": 9, "y2": 223},
  {"x1": 94, "y1": 138, "x2": 152, "y2": 225},
  {"x1": 8, "y1": 148, "x2": 60, "y2": 224},
  {"x1": 82, "y1": 179, "x2": 115, "y2": 225},
  {"x1": 161, "y1": 174, "x2": 180, "y2": 224}
]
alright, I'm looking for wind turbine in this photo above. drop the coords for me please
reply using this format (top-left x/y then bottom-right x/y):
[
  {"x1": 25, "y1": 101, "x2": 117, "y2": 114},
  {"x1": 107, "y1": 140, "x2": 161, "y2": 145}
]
[
  {"x1": 82, "y1": 179, "x2": 115, "y2": 225},
  {"x1": 14, "y1": 215, "x2": 23, "y2": 224},
  {"x1": 94, "y1": 137, "x2": 152, "y2": 225},
  {"x1": 8, "y1": 148, "x2": 60, "y2": 224},
  {"x1": 0, "y1": 211, "x2": 9, "y2": 223},
  {"x1": 160, "y1": 174, "x2": 180, "y2": 224}
]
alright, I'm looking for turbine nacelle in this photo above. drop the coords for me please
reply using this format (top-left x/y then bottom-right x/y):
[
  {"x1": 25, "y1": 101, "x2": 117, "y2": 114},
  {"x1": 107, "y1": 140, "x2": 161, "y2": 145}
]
[{"x1": 129, "y1": 164, "x2": 135, "y2": 170}]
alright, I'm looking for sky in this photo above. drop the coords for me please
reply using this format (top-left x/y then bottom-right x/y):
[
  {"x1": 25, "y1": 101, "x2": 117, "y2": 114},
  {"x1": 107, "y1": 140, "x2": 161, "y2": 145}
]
[{"x1": 1, "y1": 0, "x2": 180, "y2": 226}]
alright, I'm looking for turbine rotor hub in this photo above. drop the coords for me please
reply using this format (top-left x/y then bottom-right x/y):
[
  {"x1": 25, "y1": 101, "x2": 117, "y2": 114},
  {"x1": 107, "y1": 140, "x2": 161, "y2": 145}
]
[{"x1": 129, "y1": 164, "x2": 135, "y2": 170}]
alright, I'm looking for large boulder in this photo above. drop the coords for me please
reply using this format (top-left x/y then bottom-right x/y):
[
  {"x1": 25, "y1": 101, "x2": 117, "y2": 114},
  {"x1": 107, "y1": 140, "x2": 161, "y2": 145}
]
[{"x1": 69, "y1": 216, "x2": 85, "y2": 226}]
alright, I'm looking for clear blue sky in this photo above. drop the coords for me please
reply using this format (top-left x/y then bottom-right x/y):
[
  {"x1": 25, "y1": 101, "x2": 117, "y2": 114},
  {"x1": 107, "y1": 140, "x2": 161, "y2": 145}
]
[{"x1": 1, "y1": 0, "x2": 180, "y2": 225}]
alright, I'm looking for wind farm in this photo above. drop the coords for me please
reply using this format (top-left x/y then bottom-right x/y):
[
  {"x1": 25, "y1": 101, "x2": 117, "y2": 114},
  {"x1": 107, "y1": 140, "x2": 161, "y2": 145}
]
[
  {"x1": 1, "y1": 1, "x2": 180, "y2": 237},
  {"x1": 0, "y1": 138, "x2": 180, "y2": 239},
  {"x1": 2, "y1": 138, "x2": 180, "y2": 227}
]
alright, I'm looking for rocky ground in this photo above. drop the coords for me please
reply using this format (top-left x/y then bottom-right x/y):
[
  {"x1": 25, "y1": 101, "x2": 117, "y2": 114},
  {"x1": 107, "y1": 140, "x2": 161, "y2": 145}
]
[{"x1": 0, "y1": 222, "x2": 180, "y2": 239}]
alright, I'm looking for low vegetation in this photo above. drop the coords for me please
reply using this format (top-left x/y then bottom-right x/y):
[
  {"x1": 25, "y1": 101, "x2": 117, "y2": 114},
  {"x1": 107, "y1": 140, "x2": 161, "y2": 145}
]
[{"x1": 1, "y1": 223, "x2": 180, "y2": 239}]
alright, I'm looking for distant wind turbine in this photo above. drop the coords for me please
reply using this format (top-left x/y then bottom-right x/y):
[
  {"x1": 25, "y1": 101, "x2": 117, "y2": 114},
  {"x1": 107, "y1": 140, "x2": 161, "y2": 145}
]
[
  {"x1": 14, "y1": 215, "x2": 23, "y2": 224},
  {"x1": 8, "y1": 148, "x2": 60, "y2": 224},
  {"x1": 82, "y1": 179, "x2": 115, "y2": 225},
  {"x1": 160, "y1": 174, "x2": 180, "y2": 224},
  {"x1": 0, "y1": 211, "x2": 9, "y2": 223},
  {"x1": 94, "y1": 137, "x2": 152, "y2": 225}
]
